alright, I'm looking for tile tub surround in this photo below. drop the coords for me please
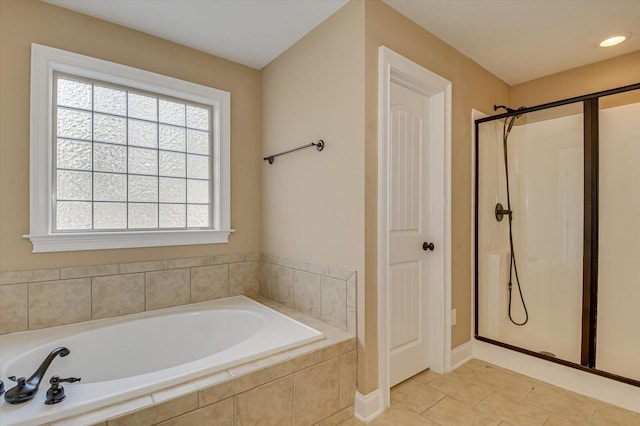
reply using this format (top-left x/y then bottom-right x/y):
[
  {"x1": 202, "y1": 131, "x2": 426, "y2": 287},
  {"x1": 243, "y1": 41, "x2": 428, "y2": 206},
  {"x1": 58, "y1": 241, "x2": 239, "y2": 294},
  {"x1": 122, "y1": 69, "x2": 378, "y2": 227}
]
[
  {"x1": 0, "y1": 252, "x2": 358, "y2": 336},
  {"x1": 259, "y1": 254, "x2": 356, "y2": 334},
  {"x1": 46, "y1": 295, "x2": 357, "y2": 426},
  {"x1": 0, "y1": 253, "x2": 261, "y2": 335}
]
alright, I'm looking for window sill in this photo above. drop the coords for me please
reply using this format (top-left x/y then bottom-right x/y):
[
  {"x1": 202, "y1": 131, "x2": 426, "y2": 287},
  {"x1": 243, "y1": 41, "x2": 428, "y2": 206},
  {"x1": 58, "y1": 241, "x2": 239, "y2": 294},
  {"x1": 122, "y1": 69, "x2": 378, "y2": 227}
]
[{"x1": 23, "y1": 229, "x2": 234, "y2": 253}]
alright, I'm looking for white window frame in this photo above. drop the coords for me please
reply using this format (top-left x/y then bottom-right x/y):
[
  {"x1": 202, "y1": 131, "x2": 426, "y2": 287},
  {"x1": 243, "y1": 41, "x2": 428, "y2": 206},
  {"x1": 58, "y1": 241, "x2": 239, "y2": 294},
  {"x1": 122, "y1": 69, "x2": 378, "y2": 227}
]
[{"x1": 25, "y1": 44, "x2": 233, "y2": 252}]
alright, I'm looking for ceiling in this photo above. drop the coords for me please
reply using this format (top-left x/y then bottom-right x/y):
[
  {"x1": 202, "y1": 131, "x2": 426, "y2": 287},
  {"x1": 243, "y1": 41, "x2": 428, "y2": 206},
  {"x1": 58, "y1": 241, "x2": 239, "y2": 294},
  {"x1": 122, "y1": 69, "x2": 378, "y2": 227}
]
[
  {"x1": 45, "y1": 0, "x2": 640, "y2": 85},
  {"x1": 383, "y1": 0, "x2": 640, "y2": 85},
  {"x1": 44, "y1": 0, "x2": 349, "y2": 70}
]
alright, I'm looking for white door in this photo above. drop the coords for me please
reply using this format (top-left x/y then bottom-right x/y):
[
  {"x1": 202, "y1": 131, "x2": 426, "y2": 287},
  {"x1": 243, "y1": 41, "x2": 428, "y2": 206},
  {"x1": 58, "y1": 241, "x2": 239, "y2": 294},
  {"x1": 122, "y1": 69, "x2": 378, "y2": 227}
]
[{"x1": 388, "y1": 81, "x2": 433, "y2": 386}]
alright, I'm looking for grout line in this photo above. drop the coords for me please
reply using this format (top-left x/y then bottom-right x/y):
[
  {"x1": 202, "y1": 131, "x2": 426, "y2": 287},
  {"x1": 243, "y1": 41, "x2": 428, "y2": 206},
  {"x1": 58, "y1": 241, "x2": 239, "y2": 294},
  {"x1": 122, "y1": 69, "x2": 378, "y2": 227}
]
[
  {"x1": 291, "y1": 371, "x2": 297, "y2": 425},
  {"x1": 290, "y1": 269, "x2": 296, "y2": 310},
  {"x1": 89, "y1": 276, "x2": 93, "y2": 319},
  {"x1": 522, "y1": 387, "x2": 535, "y2": 400},
  {"x1": 188, "y1": 266, "x2": 192, "y2": 303},
  {"x1": 263, "y1": 258, "x2": 354, "y2": 281},
  {"x1": 232, "y1": 395, "x2": 236, "y2": 426},
  {"x1": 473, "y1": 390, "x2": 493, "y2": 408},
  {"x1": 144, "y1": 272, "x2": 148, "y2": 311},
  {"x1": 26, "y1": 282, "x2": 30, "y2": 331}
]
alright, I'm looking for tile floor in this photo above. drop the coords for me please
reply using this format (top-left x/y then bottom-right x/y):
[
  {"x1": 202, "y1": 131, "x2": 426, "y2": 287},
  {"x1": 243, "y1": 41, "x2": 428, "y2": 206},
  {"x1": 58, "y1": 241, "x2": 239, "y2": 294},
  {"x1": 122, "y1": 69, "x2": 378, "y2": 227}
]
[{"x1": 340, "y1": 359, "x2": 640, "y2": 426}]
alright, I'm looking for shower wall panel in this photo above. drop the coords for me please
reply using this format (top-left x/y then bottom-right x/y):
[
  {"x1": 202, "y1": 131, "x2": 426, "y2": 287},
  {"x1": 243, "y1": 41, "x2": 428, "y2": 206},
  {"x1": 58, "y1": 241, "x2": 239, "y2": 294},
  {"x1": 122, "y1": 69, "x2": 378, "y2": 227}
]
[{"x1": 477, "y1": 120, "x2": 508, "y2": 338}]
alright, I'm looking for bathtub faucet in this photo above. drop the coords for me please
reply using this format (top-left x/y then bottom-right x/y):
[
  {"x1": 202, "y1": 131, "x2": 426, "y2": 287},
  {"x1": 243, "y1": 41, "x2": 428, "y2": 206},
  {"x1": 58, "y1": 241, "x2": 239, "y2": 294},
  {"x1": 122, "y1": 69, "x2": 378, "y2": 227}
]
[{"x1": 4, "y1": 347, "x2": 70, "y2": 404}]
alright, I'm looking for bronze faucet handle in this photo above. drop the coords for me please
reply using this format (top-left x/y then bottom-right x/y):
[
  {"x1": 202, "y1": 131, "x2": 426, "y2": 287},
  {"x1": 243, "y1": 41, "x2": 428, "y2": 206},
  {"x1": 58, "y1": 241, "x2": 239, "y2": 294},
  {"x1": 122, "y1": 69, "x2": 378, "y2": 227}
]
[
  {"x1": 50, "y1": 375, "x2": 81, "y2": 384},
  {"x1": 45, "y1": 375, "x2": 81, "y2": 405},
  {"x1": 7, "y1": 376, "x2": 26, "y2": 385}
]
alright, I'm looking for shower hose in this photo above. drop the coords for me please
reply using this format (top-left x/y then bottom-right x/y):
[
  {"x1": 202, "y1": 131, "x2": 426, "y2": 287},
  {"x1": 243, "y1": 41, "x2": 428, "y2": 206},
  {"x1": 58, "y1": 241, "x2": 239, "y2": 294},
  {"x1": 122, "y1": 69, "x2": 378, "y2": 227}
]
[{"x1": 502, "y1": 114, "x2": 529, "y2": 326}]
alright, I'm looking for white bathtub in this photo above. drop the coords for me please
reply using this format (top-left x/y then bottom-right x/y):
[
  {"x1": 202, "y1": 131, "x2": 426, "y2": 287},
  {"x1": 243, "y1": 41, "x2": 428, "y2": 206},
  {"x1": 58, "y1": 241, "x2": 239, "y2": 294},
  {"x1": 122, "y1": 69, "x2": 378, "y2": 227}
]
[{"x1": 0, "y1": 296, "x2": 323, "y2": 426}]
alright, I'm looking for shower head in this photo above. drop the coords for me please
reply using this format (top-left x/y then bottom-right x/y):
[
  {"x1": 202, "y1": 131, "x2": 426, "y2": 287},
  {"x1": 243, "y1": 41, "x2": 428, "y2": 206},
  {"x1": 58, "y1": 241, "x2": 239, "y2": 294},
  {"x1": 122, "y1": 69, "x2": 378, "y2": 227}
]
[
  {"x1": 494, "y1": 105, "x2": 527, "y2": 116},
  {"x1": 494, "y1": 105, "x2": 516, "y2": 113},
  {"x1": 495, "y1": 105, "x2": 527, "y2": 135},
  {"x1": 506, "y1": 115, "x2": 517, "y2": 134}
]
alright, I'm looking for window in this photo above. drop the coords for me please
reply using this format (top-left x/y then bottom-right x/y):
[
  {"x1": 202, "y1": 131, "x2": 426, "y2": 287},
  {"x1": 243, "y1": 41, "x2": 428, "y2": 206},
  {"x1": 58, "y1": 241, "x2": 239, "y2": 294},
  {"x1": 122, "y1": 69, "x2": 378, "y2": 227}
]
[
  {"x1": 26, "y1": 44, "x2": 232, "y2": 252},
  {"x1": 54, "y1": 74, "x2": 212, "y2": 231}
]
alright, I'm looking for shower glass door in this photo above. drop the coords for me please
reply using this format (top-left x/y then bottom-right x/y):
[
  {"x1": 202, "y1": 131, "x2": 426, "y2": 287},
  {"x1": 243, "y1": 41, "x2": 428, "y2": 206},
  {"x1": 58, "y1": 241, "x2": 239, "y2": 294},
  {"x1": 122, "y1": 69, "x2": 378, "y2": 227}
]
[
  {"x1": 475, "y1": 83, "x2": 640, "y2": 387},
  {"x1": 596, "y1": 91, "x2": 640, "y2": 382},
  {"x1": 476, "y1": 103, "x2": 584, "y2": 364}
]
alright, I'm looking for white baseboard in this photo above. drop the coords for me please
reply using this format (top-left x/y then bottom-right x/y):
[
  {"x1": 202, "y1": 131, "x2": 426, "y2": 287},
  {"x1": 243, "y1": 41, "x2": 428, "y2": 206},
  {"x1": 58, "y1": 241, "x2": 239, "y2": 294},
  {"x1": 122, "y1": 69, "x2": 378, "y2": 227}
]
[
  {"x1": 474, "y1": 340, "x2": 640, "y2": 413},
  {"x1": 450, "y1": 341, "x2": 473, "y2": 370},
  {"x1": 354, "y1": 390, "x2": 384, "y2": 422}
]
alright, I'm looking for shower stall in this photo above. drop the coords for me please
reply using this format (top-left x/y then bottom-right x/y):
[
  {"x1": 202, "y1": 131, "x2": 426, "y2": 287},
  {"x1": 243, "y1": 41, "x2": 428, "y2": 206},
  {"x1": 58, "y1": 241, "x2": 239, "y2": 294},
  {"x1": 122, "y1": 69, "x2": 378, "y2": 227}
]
[{"x1": 475, "y1": 83, "x2": 640, "y2": 386}]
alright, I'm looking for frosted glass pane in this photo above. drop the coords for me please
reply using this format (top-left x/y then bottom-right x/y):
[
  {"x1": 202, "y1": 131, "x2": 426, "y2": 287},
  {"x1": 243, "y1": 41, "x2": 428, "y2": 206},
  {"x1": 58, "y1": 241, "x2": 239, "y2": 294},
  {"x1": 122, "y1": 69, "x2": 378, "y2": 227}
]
[
  {"x1": 159, "y1": 151, "x2": 186, "y2": 177},
  {"x1": 186, "y1": 105, "x2": 209, "y2": 130},
  {"x1": 159, "y1": 204, "x2": 186, "y2": 228},
  {"x1": 57, "y1": 139, "x2": 92, "y2": 170},
  {"x1": 57, "y1": 170, "x2": 92, "y2": 201},
  {"x1": 129, "y1": 119, "x2": 158, "y2": 148},
  {"x1": 94, "y1": 173, "x2": 126, "y2": 201},
  {"x1": 187, "y1": 129, "x2": 209, "y2": 154},
  {"x1": 159, "y1": 125, "x2": 186, "y2": 151},
  {"x1": 159, "y1": 177, "x2": 186, "y2": 203},
  {"x1": 187, "y1": 179, "x2": 209, "y2": 204},
  {"x1": 57, "y1": 107, "x2": 92, "y2": 140},
  {"x1": 57, "y1": 78, "x2": 92, "y2": 110},
  {"x1": 187, "y1": 154, "x2": 209, "y2": 179},
  {"x1": 129, "y1": 175, "x2": 158, "y2": 202},
  {"x1": 94, "y1": 85, "x2": 126, "y2": 116},
  {"x1": 94, "y1": 114, "x2": 126, "y2": 144},
  {"x1": 56, "y1": 201, "x2": 91, "y2": 230},
  {"x1": 187, "y1": 204, "x2": 209, "y2": 228},
  {"x1": 94, "y1": 202, "x2": 127, "y2": 229},
  {"x1": 129, "y1": 203, "x2": 158, "y2": 228},
  {"x1": 94, "y1": 143, "x2": 126, "y2": 173},
  {"x1": 128, "y1": 147, "x2": 157, "y2": 175},
  {"x1": 128, "y1": 92, "x2": 157, "y2": 121},
  {"x1": 159, "y1": 99, "x2": 185, "y2": 126}
]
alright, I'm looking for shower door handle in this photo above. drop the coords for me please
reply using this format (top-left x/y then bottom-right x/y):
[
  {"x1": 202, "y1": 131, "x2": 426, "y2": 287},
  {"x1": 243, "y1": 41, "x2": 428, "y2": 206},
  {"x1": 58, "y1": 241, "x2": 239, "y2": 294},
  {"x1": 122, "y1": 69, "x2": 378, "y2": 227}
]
[{"x1": 423, "y1": 242, "x2": 435, "y2": 251}]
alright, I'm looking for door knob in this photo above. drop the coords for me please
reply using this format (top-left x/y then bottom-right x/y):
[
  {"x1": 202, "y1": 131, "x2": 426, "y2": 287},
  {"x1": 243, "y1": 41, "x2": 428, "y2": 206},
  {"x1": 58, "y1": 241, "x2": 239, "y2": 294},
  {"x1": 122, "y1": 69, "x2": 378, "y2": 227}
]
[{"x1": 423, "y1": 242, "x2": 435, "y2": 251}]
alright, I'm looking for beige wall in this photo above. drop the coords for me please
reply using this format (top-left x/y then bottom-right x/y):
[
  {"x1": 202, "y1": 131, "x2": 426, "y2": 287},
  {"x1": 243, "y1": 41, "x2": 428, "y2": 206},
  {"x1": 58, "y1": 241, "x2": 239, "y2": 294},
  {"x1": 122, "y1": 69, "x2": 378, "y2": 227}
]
[
  {"x1": 362, "y1": 0, "x2": 510, "y2": 393},
  {"x1": 261, "y1": 0, "x2": 366, "y2": 386},
  {"x1": 0, "y1": 0, "x2": 261, "y2": 271},
  {"x1": 261, "y1": 0, "x2": 513, "y2": 394},
  {"x1": 512, "y1": 51, "x2": 640, "y2": 107},
  {"x1": 261, "y1": 1, "x2": 364, "y2": 274}
]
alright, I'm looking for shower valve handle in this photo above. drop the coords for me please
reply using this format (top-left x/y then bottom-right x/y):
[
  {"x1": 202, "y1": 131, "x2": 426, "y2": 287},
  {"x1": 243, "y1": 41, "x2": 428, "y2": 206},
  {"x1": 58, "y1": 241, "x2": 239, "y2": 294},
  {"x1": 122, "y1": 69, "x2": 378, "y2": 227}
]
[
  {"x1": 495, "y1": 203, "x2": 513, "y2": 222},
  {"x1": 423, "y1": 242, "x2": 435, "y2": 251}
]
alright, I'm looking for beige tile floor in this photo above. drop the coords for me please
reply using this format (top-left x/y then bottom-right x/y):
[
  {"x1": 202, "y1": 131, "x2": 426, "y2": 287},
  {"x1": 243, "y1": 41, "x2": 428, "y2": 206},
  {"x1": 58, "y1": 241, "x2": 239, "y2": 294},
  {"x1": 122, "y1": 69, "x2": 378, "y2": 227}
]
[{"x1": 340, "y1": 359, "x2": 640, "y2": 426}]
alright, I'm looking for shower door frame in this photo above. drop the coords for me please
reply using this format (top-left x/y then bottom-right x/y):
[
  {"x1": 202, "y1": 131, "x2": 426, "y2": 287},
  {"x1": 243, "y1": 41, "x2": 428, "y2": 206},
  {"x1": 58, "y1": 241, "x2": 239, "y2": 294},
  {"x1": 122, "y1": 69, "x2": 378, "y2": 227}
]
[{"x1": 474, "y1": 82, "x2": 640, "y2": 388}]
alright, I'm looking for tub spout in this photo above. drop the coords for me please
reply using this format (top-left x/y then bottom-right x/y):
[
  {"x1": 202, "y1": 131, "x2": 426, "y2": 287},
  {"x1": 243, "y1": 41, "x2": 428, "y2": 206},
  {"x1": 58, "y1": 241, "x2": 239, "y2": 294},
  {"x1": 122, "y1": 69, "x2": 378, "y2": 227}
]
[{"x1": 4, "y1": 347, "x2": 70, "y2": 404}]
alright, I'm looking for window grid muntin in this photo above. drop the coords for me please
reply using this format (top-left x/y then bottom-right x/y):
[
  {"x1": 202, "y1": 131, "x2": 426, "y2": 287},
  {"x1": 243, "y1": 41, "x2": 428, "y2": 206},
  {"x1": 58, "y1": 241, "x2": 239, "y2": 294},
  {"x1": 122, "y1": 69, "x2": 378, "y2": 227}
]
[{"x1": 53, "y1": 72, "x2": 213, "y2": 232}]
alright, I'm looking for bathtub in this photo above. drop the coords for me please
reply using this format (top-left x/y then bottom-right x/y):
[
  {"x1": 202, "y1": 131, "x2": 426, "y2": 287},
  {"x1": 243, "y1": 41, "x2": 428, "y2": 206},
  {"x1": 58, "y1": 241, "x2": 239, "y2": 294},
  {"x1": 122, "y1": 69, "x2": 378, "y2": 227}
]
[{"x1": 0, "y1": 296, "x2": 323, "y2": 426}]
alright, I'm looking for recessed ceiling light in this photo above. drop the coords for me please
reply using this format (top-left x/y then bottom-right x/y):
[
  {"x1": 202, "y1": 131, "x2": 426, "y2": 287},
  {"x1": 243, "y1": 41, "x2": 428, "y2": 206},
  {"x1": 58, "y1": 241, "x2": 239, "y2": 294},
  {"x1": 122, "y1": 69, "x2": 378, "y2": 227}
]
[{"x1": 599, "y1": 34, "x2": 629, "y2": 47}]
